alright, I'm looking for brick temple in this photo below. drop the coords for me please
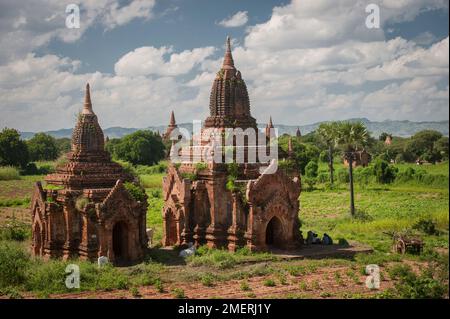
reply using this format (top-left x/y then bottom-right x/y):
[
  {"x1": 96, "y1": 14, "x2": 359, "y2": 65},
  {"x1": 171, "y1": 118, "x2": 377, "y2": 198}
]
[
  {"x1": 162, "y1": 37, "x2": 303, "y2": 251},
  {"x1": 30, "y1": 84, "x2": 148, "y2": 264}
]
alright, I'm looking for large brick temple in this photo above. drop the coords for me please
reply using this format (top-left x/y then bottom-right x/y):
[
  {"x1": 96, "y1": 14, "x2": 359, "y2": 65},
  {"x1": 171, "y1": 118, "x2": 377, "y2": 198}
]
[
  {"x1": 162, "y1": 37, "x2": 303, "y2": 251},
  {"x1": 30, "y1": 84, "x2": 148, "y2": 264}
]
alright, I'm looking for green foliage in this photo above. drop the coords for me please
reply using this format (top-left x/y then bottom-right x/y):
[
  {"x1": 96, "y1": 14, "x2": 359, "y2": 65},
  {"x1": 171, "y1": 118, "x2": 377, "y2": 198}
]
[
  {"x1": 0, "y1": 197, "x2": 30, "y2": 208},
  {"x1": 195, "y1": 162, "x2": 208, "y2": 171},
  {"x1": 302, "y1": 177, "x2": 316, "y2": 191},
  {"x1": 124, "y1": 182, "x2": 147, "y2": 202},
  {"x1": 434, "y1": 136, "x2": 449, "y2": 160},
  {"x1": 413, "y1": 218, "x2": 439, "y2": 235},
  {"x1": 0, "y1": 241, "x2": 30, "y2": 288},
  {"x1": 405, "y1": 130, "x2": 443, "y2": 163},
  {"x1": 55, "y1": 138, "x2": 71, "y2": 155},
  {"x1": 135, "y1": 162, "x2": 167, "y2": 175},
  {"x1": 200, "y1": 273, "x2": 215, "y2": 287},
  {"x1": 0, "y1": 166, "x2": 21, "y2": 181},
  {"x1": 171, "y1": 287, "x2": 185, "y2": 299},
  {"x1": 240, "y1": 280, "x2": 251, "y2": 291},
  {"x1": 27, "y1": 133, "x2": 59, "y2": 161},
  {"x1": 20, "y1": 162, "x2": 55, "y2": 176},
  {"x1": 263, "y1": 278, "x2": 276, "y2": 287},
  {"x1": 0, "y1": 128, "x2": 29, "y2": 168},
  {"x1": 373, "y1": 159, "x2": 397, "y2": 184},
  {"x1": 305, "y1": 161, "x2": 318, "y2": 178},
  {"x1": 110, "y1": 130, "x2": 165, "y2": 165},
  {"x1": 75, "y1": 196, "x2": 90, "y2": 211},
  {"x1": 0, "y1": 220, "x2": 30, "y2": 241},
  {"x1": 336, "y1": 121, "x2": 369, "y2": 152},
  {"x1": 336, "y1": 168, "x2": 349, "y2": 183},
  {"x1": 278, "y1": 135, "x2": 320, "y2": 174},
  {"x1": 389, "y1": 264, "x2": 447, "y2": 299}
]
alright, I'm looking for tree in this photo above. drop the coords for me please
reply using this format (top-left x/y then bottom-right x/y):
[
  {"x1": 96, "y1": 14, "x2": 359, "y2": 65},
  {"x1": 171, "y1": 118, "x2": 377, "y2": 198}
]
[
  {"x1": 0, "y1": 128, "x2": 29, "y2": 168},
  {"x1": 317, "y1": 122, "x2": 339, "y2": 185},
  {"x1": 373, "y1": 159, "x2": 397, "y2": 184},
  {"x1": 112, "y1": 130, "x2": 165, "y2": 165},
  {"x1": 27, "y1": 133, "x2": 59, "y2": 161},
  {"x1": 434, "y1": 137, "x2": 449, "y2": 161},
  {"x1": 55, "y1": 138, "x2": 71, "y2": 155},
  {"x1": 305, "y1": 160, "x2": 318, "y2": 178},
  {"x1": 337, "y1": 122, "x2": 370, "y2": 217},
  {"x1": 405, "y1": 130, "x2": 443, "y2": 163},
  {"x1": 278, "y1": 135, "x2": 320, "y2": 174}
]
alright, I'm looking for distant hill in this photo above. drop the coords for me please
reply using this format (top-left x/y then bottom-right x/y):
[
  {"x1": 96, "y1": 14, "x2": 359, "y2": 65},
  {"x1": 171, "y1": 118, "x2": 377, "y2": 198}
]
[{"x1": 20, "y1": 118, "x2": 449, "y2": 140}]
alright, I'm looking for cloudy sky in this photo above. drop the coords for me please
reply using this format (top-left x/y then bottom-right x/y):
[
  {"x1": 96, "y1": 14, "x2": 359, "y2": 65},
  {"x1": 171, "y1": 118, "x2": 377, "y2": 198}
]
[{"x1": 0, "y1": 0, "x2": 448, "y2": 132}]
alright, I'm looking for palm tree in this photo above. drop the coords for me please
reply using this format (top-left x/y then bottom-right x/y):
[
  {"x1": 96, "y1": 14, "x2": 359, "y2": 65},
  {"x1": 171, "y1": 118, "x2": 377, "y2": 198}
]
[
  {"x1": 337, "y1": 122, "x2": 369, "y2": 216},
  {"x1": 317, "y1": 122, "x2": 339, "y2": 185}
]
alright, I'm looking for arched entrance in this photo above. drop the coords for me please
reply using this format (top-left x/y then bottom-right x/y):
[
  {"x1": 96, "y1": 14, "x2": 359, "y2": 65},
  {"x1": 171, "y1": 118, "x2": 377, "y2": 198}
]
[
  {"x1": 112, "y1": 221, "x2": 128, "y2": 262},
  {"x1": 165, "y1": 209, "x2": 179, "y2": 246},
  {"x1": 265, "y1": 216, "x2": 284, "y2": 248},
  {"x1": 33, "y1": 222, "x2": 42, "y2": 256}
]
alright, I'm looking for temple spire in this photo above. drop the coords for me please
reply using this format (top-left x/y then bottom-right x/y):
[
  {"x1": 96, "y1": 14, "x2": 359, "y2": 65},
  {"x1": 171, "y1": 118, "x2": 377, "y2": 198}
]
[
  {"x1": 268, "y1": 116, "x2": 274, "y2": 128},
  {"x1": 82, "y1": 83, "x2": 94, "y2": 115},
  {"x1": 288, "y1": 136, "x2": 294, "y2": 160},
  {"x1": 222, "y1": 36, "x2": 235, "y2": 70},
  {"x1": 169, "y1": 110, "x2": 176, "y2": 126}
]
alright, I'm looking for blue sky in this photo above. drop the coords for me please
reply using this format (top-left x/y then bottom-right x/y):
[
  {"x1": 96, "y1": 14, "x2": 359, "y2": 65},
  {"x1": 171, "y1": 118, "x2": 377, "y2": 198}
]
[{"x1": 0, "y1": 0, "x2": 448, "y2": 131}]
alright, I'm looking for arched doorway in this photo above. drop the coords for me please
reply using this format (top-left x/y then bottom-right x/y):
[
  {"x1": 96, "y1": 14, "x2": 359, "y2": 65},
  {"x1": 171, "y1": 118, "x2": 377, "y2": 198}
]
[
  {"x1": 113, "y1": 221, "x2": 128, "y2": 262},
  {"x1": 265, "y1": 216, "x2": 283, "y2": 248},
  {"x1": 33, "y1": 222, "x2": 42, "y2": 256},
  {"x1": 165, "y1": 209, "x2": 178, "y2": 246}
]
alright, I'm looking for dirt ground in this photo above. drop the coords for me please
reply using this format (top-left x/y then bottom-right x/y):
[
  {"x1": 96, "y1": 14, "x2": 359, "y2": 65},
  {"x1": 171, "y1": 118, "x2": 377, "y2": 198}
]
[{"x1": 38, "y1": 264, "x2": 395, "y2": 299}]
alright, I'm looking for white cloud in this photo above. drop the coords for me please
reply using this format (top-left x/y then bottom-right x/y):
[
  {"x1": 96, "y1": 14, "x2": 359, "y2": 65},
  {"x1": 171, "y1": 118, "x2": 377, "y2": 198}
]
[
  {"x1": 114, "y1": 46, "x2": 216, "y2": 76},
  {"x1": 412, "y1": 31, "x2": 438, "y2": 46},
  {"x1": 0, "y1": 0, "x2": 157, "y2": 63},
  {"x1": 218, "y1": 11, "x2": 248, "y2": 28},
  {"x1": 0, "y1": 0, "x2": 448, "y2": 132},
  {"x1": 103, "y1": 0, "x2": 156, "y2": 30},
  {"x1": 244, "y1": 0, "x2": 447, "y2": 50}
]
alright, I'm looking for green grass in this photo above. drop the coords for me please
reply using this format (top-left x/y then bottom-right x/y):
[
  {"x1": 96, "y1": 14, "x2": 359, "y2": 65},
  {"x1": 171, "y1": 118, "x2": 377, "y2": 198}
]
[
  {"x1": 0, "y1": 240, "x2": 165, "y2": 295},
  {"x1": 140, "y1": 174, "x2": 164, "y2": 189},
  {"x1": 0, "y1": 166, "x2": 21, "y2": 181}
]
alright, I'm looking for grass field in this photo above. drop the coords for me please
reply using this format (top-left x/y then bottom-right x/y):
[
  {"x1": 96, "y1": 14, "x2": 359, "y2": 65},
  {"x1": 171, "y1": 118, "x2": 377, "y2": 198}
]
[{"x1": 0, "y1": 161, "x2": 448, "y2": 299}]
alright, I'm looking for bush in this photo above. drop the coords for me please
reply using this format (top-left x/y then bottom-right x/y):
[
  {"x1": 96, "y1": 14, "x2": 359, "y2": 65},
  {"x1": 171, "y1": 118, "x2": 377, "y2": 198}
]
[
  {"x1": 319, "y1": 150, "x2": 329, "y2": 163},
  {"x1": 0, "y1": 220, "x2": 30, "y2": 241},
  {"x1": 0, "y1": 166, "x2": 21, "y2": 180},
  {"x1": 124, "y1": 182, "x2": 147, "y2": 202},
  {"x1": 0, "y1": 241, "x2": 30, "y2": 288},
  {"x1": 316, "y1": 172, "x2": 329, "y2": 184},
  {"x1": 373, "y1": 159, "x2": 397, "y2": 184},
  {"x1": 390, "y1": 265, "x2": 447, "y2": 299},
  {"x1": 337, "y1": 168, "x2": 349, "y2": 184},
  {"x1": 305, "y1": 161, "x2": 318, "y2": 178},
  {"x1": 353, "y1": 166, "x2": 373, "y2": 186},
  {"x1": 302, "y1": 177, "x2": 316, "y2": 191},
  {"x1": 413, "y1": 218, "x2": 439, "y2": 235},
  {"x1": 263, "y1": 278, "x2": 276, "y2": 287}
]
